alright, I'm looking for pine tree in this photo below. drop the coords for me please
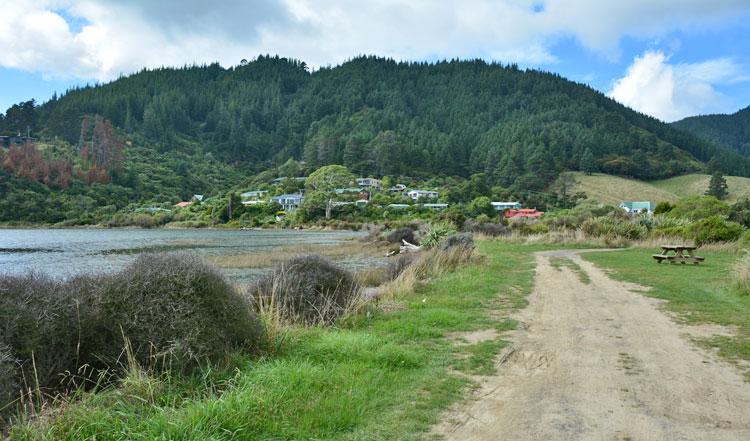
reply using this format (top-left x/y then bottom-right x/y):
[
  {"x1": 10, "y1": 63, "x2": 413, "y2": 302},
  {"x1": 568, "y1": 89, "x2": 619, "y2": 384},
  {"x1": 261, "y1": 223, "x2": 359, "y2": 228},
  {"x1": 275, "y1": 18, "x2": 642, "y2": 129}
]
[
  {"x1": 580, "y1": 148, "x2": 595, "y2": 175},
  {"x1": 706, "y1": 170, "x2": 728, "y2": 200}
]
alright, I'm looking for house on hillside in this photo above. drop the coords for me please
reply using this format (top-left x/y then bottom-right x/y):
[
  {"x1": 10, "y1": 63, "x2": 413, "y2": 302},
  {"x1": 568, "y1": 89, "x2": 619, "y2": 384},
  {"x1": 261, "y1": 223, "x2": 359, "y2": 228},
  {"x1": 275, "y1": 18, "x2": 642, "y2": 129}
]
[
  {"x1": 407, "y1": 190, "x2": 438, "y2": 201},
  {"x1": 271, "y1": 176, "x2": 307, "y2": 184},
  {"x1": 356, "y1": 178, "x2": 382, "y2": 190},
  {"x1": 619, "y1": 201, "x2": 655, "y2": 215},
  {"x1": 192, "y1": 194, "x2": 204, "y2": 203},
  {"x1": 271, "y1": 193, "x2": 304, "y2": 211},
  {"x1": 174, "y1": 201, "x2": 193, "y2": 208},
  {"x1": 240, "y1": 190, "x2": 268, "y2": 205},
  {"x1": 491, "y1": 201, "x2": 522, "y2": 212},
  {"x1": 0, "y1": 135, "x2": 36, "y2": 148},
  {"x1": 504, "y1": 209, "x2": 543, "y2": 219},
  {"x1": 389, "y1": 184, "x2": 407, "y2": 193},
  {"x1": 423, "y1": 203, "x2": 448, "y2": 211},
  {"x1": 388, "y1": 203, "x2": 410, "y2": 209}
]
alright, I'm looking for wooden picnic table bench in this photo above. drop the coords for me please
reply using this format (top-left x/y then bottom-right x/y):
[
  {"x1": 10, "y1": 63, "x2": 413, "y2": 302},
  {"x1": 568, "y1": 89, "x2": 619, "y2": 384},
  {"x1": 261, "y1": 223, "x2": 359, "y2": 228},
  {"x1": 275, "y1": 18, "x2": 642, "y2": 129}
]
[{"x1": 652, "y1": 245, "x2": 705, "y2": 264}]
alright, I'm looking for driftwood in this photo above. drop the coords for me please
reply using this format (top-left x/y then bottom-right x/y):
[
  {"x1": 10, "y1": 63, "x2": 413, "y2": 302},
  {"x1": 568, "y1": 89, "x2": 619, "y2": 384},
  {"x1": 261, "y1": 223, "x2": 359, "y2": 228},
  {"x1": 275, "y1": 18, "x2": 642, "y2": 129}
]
[{"x1": 400, "y1": 239, "x2": 422, "y2": 253}]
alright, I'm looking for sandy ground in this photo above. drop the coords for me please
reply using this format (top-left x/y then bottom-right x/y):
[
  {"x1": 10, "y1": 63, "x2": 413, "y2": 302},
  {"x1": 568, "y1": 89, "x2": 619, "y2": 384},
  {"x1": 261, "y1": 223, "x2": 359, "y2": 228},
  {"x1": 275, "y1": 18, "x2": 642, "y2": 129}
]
[{"x1": 434, "y1": 249, "x2": 750, "y2": 441}]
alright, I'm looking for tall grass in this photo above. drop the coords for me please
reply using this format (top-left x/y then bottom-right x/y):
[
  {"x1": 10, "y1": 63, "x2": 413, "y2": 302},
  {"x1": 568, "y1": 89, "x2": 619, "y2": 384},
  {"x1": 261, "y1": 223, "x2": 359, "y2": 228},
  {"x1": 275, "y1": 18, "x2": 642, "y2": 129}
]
[
  {"x1": 382, "y1": 244, "x2": 475, "y2": 298},
  {"x1": 733, "y1": 253, "x2": 750, "y2": 296}
]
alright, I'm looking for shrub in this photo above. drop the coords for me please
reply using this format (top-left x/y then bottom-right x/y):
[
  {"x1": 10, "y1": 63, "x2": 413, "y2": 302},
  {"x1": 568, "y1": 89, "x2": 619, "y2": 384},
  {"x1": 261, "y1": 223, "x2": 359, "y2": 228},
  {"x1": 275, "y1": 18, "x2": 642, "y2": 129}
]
[
  {"x1": 385, "y1": 252, "x2": 421, "y2": 281},
  {"x1": 581, "y1": 215, "x2": 647, "y2": 240},
  {"x1": 653, "y1": 201, "x2": 675, "y2": 215},
  {"x1": 668, "y1": 196, "x2": 730, "y2": 221},
  {"x1": 249, "y1": 255, "x2": 360, "y2": 326},
  {"x1": 686, "y1": 216, "x2": 743, "y2": 245},
  {"x1": 729, "y1": 198, "x2": 750, "y2": 228},
  {"x1": 463, "y1": 220, "x2": 507, "y2": 237},
  {"x1": 0, "y1": 273, "x2": 92, "y2": 393},
  {"x1": 101, "y1": 254, "x2": 264, "y2": 372},
  {"x1": 385, "y1": 227, "x2": 417, "y2": 245},
  {"x1": 439, "y1": 232, "x2": 475, "y2": 251},
  {"x1": 421, "y1": 223, "x2": 456, "y2": 249}
]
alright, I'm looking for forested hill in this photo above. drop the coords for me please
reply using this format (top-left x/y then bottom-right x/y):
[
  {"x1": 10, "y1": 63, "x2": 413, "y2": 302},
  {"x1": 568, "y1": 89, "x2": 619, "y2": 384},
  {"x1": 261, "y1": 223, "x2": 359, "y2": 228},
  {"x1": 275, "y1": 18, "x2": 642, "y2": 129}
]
[
  {"x1": 3, "y1": 55, "x2": 750, "y2": 191},
  {"x1": 672, "y1": 106, "x2": 750, "y2": 157}
]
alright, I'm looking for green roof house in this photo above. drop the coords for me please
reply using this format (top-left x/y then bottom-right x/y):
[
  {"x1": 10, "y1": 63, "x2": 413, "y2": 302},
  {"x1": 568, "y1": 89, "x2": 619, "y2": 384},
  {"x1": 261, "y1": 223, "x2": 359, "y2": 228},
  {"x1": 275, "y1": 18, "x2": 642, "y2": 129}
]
[{"x1": 619, "y1": 201, "x2": 655, "y2": 214}]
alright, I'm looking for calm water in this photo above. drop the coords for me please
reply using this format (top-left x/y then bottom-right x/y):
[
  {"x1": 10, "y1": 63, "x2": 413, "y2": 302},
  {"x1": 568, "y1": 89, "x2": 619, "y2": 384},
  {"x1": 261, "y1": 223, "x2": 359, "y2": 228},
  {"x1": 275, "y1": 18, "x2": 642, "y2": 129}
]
[{"x1": 0, "y1": 228, "x2": 368, "y2": 283}]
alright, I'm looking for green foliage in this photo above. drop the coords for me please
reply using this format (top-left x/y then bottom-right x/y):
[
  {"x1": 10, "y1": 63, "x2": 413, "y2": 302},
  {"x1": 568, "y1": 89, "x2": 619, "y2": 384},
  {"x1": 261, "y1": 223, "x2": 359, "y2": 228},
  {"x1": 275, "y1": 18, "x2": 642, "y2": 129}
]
[
  {"x1": 668, "y1": 195, "x2": 730, "y2": 221},
  {"x1": 654, "y1": 201, "x2": 675, "y2": 215},
  {"x1": 580, "y1": 147, "x2": 595, "y2": 175},
  {"x1": 673, "y1": 105, "x2": 750, "y2": 157},
  {"x1": 4, "y1": 56, "x2": 750, "y2": 226},
  {"x1": 581, "y1": 214, "x2": 648, "y2": 240},
  {"x1": 421, "y1": 223, "x2": 457, "y2": 249},
  {"x1": 730, "y1": 198, "x2": 750, "y2": 227},
  {"x1": 686, "y1": 216, "x2": 744, "y2": 245},
  {"x1": 468, "y1": 196, "x2": 495, "y2": 218}
]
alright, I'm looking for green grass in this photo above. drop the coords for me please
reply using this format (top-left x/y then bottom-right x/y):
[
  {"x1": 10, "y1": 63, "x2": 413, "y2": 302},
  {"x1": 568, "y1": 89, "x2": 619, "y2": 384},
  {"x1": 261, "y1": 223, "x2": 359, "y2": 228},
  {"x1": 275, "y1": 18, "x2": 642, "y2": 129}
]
[
  {"x1": 570, "y1": 172, "x2": 750, "y2": 205},
  {"x1": 653, "y1": 174, "x2": 750, "y2": 203},
  {"x1": 583, "y1": 248, "x2": 750, "y2": 373},
  {"x1": 7, "y1": 241, "x2": 539, "y2": 440}
]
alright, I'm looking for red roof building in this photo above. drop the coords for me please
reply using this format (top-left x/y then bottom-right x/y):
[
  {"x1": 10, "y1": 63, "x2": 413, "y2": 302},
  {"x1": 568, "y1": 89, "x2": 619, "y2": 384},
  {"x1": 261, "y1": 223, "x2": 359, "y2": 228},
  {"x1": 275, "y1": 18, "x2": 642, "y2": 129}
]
[
  {"x1": 174, "y1": 201, "x2": 193, "y2": 208},
  {"x1": 504, "y1": 208, "x2": 544, "y2": 219}
]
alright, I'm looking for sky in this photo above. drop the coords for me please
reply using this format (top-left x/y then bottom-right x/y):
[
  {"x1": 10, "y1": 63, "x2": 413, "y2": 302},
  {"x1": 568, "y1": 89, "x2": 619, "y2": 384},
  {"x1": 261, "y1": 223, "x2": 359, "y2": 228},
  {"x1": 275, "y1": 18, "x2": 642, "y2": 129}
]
[{"x1": 1, "y1": 0, "x2": 749, "y2": 122}]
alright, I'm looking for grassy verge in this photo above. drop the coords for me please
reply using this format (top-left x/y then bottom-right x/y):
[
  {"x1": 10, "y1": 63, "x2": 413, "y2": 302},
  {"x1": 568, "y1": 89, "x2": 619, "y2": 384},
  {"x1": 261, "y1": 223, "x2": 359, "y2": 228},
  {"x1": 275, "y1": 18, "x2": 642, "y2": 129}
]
[
  {"x1": 582, "y1": 248, "x2": 750, "y2": 376},
  {"x1": 8, "y1": 241, "x2": 537, "y2": 440}
]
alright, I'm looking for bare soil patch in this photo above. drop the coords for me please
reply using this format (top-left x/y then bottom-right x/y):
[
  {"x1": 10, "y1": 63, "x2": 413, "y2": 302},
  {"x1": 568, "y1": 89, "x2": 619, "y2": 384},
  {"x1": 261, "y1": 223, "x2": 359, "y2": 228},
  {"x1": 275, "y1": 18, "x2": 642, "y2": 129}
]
[{"x1": 434, "y1": 249, "x2": 750, "y2": 440}]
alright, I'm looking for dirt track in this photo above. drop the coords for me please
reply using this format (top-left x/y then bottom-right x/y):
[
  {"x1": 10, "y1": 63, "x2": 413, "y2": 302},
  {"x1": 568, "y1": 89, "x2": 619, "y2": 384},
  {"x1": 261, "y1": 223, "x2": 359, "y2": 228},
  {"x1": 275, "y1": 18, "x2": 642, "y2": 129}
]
[{"x1": 434, "y1": 249, "x2": 750, "y2": 441}]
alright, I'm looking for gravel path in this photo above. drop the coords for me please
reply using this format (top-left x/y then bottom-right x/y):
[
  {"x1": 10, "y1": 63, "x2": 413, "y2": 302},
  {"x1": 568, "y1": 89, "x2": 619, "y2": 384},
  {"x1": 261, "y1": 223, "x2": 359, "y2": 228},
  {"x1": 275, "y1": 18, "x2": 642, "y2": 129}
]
[{"x1": 434, "y1": 249, "x2": 750, "y2": 441}]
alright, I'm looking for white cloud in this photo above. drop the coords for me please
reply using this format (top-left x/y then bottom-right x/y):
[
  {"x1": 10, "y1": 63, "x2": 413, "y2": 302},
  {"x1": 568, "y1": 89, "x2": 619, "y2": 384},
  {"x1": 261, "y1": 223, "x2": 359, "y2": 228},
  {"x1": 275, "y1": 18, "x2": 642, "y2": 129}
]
[
  {"x1": 609, "y1": 50, "x2": 745, "y2": 121},
  {"x1": 0, "y1": 0, "x2": 748, "y2": 82}
]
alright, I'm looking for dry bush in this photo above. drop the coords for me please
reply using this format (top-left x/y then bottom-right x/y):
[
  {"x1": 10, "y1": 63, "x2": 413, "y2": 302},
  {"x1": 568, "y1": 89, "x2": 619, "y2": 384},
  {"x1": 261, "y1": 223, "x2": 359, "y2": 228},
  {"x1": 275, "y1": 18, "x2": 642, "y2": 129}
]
[
  {"x1": 0, "y1": 254, "x2": 265, "y2": 419},
  {"x1": 385, "y1": 227, "x2": 417, "y2": 245},
  {"x1": 101, "y1": 254, "x2": 265, "y2": 372},
  {"x1": 248, "y1": 255, "x2": 362, "y2": 326},
  {"x1": 0, "y1": 343, "x2": 19, "y2": 422}
]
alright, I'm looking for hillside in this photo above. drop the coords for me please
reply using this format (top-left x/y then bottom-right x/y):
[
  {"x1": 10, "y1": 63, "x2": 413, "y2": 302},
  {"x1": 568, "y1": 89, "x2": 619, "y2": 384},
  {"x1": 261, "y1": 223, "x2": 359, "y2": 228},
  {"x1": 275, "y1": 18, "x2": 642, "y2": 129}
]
[
  {"x1": 571, "y1": 172, "x2": 750, "y2": 206},
  {"x1": 3, "y1": 56, "x2": 750, "y2": 223},
  {"x1": 673, "y1": 106, "x2": 750, "y2": 157}
]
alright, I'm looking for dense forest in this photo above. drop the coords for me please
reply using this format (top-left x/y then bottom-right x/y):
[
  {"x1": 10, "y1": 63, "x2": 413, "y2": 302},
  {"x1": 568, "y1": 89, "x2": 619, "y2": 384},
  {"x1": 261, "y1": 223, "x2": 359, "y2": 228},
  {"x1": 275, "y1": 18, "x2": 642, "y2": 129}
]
[
  {"x1": 1, "y1": 55, "x2": 749, "y2": 224},
  {"x1": 672, "y1": 106, "x2": 750, "y2": 157}
]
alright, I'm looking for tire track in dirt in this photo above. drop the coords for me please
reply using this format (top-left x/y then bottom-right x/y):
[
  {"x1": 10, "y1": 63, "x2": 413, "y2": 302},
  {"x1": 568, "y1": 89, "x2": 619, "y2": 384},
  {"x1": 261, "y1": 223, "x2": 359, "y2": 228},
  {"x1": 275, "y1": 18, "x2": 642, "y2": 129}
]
[{"x1": 433, "y1": 249, "x2": 750, "y2": 441}]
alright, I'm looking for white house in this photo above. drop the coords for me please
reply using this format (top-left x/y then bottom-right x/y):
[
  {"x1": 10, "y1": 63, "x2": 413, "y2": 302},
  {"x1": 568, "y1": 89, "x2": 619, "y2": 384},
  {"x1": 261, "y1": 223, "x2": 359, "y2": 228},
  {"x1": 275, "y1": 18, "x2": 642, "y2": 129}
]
[
  {"x1": 389, "y1": 184, "x2": 407, "y2": 192},
  {"x1": 407, "y1": 190, "x2": 438, "y2": 201},
  {"x1": 423, "y1": 203, "x2": 448, "y2": 211},
  {"x1": 491, "y1": 201, "x2": 522, "y2": 211},
  {"x1": 356, "y1": 178, "x2": 382, "y2": 190},
  {"x1": 240, "y1": 190, "x2": 268, "y2": 205},
  {"x1": 271, "y1": 194, "x2": 304, "y2": 212},
  {"x1": 619, "y1": 201, "x2": 655, "y2": 215}
]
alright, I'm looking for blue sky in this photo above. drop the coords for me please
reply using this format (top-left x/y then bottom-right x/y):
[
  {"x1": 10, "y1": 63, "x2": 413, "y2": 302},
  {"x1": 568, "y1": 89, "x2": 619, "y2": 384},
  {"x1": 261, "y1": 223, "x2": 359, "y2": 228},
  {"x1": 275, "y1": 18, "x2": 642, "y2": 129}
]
[{"x1": 1, "y1": 0, "x2": 749, "y2": 122}]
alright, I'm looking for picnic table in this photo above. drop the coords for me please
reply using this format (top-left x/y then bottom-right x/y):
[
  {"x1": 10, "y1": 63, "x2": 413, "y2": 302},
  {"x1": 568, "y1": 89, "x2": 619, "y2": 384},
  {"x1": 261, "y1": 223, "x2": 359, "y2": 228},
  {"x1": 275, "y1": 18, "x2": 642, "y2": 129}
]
[{"x1": 652, "y1": 245, "x2": 705, "y2": 265}]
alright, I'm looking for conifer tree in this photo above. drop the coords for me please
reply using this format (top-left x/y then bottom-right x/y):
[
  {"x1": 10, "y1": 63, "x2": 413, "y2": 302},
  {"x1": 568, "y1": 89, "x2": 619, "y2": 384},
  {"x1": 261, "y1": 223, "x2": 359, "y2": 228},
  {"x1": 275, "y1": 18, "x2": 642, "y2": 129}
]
[{"x1": 706, "y1": 170, "x2": 728, "y2": 200}]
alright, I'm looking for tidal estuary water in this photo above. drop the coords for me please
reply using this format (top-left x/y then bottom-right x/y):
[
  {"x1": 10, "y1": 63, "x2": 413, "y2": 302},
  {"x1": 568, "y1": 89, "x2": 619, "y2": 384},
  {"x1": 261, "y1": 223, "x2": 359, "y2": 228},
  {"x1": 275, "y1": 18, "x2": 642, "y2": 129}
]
[{"x1": 0, "y1": 228, "x2": 366, "y2": 283}]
